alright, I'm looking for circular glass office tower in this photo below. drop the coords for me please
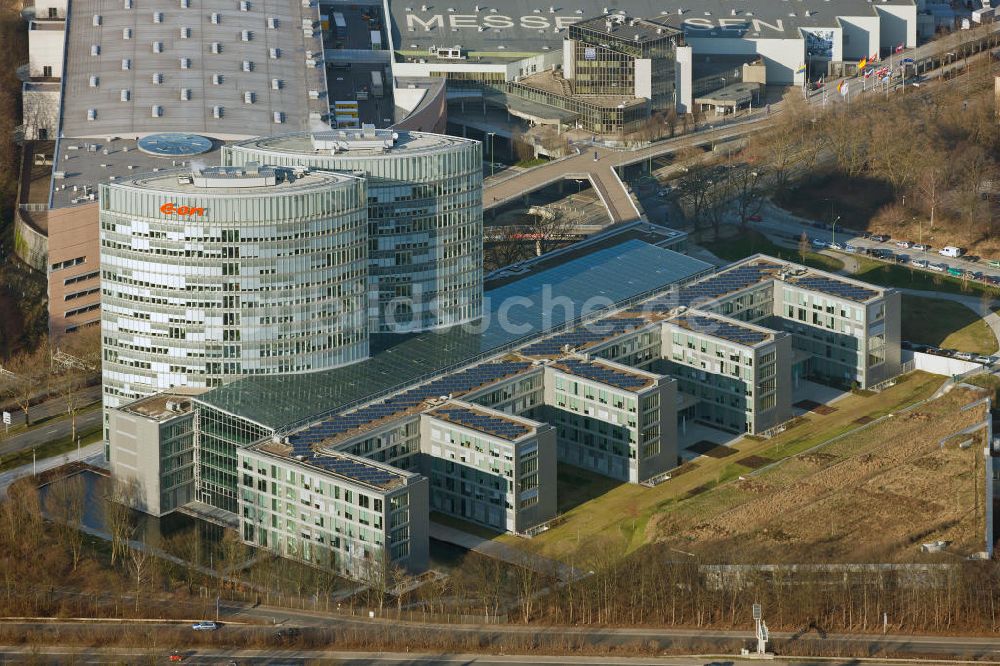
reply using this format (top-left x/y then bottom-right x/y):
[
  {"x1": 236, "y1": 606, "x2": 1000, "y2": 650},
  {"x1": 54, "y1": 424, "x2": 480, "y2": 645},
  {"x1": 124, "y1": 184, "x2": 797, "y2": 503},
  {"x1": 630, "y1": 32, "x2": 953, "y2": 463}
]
[
  {"x1": 224, "y1": 127, "x2": 482, "y2": 333},
  {"x1": 99, "y1": 164, "x2": 369, "y2": 408}
]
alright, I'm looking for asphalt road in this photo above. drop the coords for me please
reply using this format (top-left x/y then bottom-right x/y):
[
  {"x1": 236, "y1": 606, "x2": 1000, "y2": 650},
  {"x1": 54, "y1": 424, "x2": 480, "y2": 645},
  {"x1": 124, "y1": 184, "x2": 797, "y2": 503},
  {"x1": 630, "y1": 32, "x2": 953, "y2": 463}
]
[{"x1": 0, "y1": 408, "x2": 102, "y2": 456}]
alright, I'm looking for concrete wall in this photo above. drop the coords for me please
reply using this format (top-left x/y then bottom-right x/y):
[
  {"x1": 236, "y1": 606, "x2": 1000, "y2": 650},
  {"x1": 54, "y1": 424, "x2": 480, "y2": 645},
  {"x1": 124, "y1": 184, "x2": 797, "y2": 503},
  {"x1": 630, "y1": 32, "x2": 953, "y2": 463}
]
[
  {"x1": 28, "y1": 24, "x2": 65, "y2": 78},
  {"x1": 108, "y1": 409, "x2": 163, "y2": 515},
  {"x1": 837, "y1": 15, "x2": 880, "y2": 61},
  {"x1": 638, "y1": 377, "x2": 678, "y2": 480},
  {"x1": 392, "y1": 80, "x2": 447, "y2": 133},
  {"x1": 683, "y1": 36, "x2": 806, "y2": 85},
  {"x1": 675, "y1": 45, "x2": 693, "y2": 114},
  {"x1": 13, "y1": 212, "x2": 48, "y2": 272},
  {"x1": 401, "y1": 476, "x2": 430, "y2": 573},
  {"x1": 34, "y1": 0, "x2": 67, "y2": 19},
  {"x1": 908, "y1": 351, "x2": 982, "y2": 376},
  {"x1": 46, "y1": 203, "x2": 101, "y2": 338},
  {"x1": 877, "y1": 4, "x2": 918, "y2": 49},
  {"x1": 21, "y1": 88, "x2": 60, "y2": 140}
]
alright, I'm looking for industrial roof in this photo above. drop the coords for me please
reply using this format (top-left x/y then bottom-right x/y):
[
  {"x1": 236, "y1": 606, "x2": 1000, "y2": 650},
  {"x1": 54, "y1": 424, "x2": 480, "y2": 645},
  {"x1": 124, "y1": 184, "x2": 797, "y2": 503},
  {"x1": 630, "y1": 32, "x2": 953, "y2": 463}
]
[
  {"x1": 390, "y1": 0, "x2": 915, "y2": 55},
  {"x1": 112, "y1": 165, "x2": 360, "y2": 196},
  {"x1": 195, "y1": 239, "x2": 711, "y2": 430},
  {"x1": 60, "y1": 0, "x2": 328, "y2": 139},
  {"x1": 225, "y1": 128, "x2": 476, "y2": 159}
]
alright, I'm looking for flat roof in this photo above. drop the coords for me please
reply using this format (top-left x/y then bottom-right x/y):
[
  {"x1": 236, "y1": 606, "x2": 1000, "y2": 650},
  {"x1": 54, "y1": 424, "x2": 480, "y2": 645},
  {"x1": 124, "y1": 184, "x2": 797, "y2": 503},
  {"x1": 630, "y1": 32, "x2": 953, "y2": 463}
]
[
  {"x1": 120, "y1": 389, "x2": 205, "y2": 421},
  {"x1": 550, "y1": 358, "x2": 656, "y2": 392},
  {"x1": 196, "y1": 239, "x2": 711, "y2": 430},
  {"x1": 426, "y1": 402, "x2": 536, "y2": 442},
  {"x1": 60, "y1": 0, "x2": 328, "y2": 139},
  {"x1": 254, "y1": 444, "x2": 408, "y2": 490},
  {"x1": 787, "y1": 272, "x2": 882, "y2": 303},
  {"x1": 570, "y1": 13, "x2": 681, "y2": 43},
  {"x1": 50, "y1": 135, "x2": 223, "y2": 209},
  {"x1": 390, "y1": 0, "x2": 915, "y2": 53},
  {"x1": 226, "y1": 129, "x2": 476, "y2": 158},
  {"x1": 668, "y1": 311, "x2": 774, "y2": 347},
  {"x1": 113, "y1": 165, "x2": 358, "y2": 196}
]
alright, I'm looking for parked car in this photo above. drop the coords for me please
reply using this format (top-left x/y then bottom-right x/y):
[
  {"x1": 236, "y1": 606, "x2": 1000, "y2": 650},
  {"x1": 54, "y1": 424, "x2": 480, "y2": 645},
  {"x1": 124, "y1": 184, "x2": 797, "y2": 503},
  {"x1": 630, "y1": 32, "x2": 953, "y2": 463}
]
[
  {"x1": 954, "y1": 351, "x2": 975, "y2": 361},
  {"x1": 192, "y1": 621, "x2": 219, "y2": 631},
  {"x1": 911, "y1": 259, "x2": 929, "y2": 269},
  {"x1": 894, "y1": 254, "x2": 909, "y2": 264},
  {"x1": 966, "y1": 255, "x2": 981, "y2": 263},
  {"x1": 975, "y1": 355, "x2": 995, "y2": 365},
  {"x1": 869, "y1": 248, "x2": 893, "y2": 259},
  {"x1": 844, "y1": 244, "x2": 857, "y2": 253},
  {"x1": 861, "y1": 230, "x2": 874, "y2": 239},
  {"x1": 988, "y1": 259, "x2": 1000, "y2": 269},
  {"x1": 913, "y1": 243, "x2": 931, "y2": 251},
  {"x1": 946, "y1": 267, "x2": 964, "y2": 277},
  {"x1": 988, "y1": 276, "x2": 1000, "y2": 286},
  {"x1": 896, "y1": 240, "x2": 912, "y2": 248},
  {"x1": 939, "y1": 246, "x2": 965, "y2": 258},
  {"x1": 811, "y1": 238, "x2": 827, "y2": 248},
  {"x1": 828, "y1": 241, "x2": 843, "y2": 250},
  {"x1": 871, "y1": 234, "x2": 891, "y2": 242},
  {"x1": 927, "y1": 262, "x2": 946, "y2": 272}
]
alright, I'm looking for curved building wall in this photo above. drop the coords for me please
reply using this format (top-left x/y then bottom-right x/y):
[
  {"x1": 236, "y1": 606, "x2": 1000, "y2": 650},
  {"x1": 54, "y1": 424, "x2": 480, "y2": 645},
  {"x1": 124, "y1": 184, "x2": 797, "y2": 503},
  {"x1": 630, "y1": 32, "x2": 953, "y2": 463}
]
[
  {"x1": 223, "y1": 132, "x2": 482, "y2": 333},
  {"x1": 99, "y1": 170, "x2": 369, "y2": 410}
]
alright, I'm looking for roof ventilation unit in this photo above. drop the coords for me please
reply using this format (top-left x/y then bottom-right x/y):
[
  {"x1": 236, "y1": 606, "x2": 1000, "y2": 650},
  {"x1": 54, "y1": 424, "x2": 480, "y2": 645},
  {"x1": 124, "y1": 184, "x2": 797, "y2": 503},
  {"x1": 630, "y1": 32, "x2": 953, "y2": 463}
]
[
  {"x1": 123, "y1": 0, "x2": 132, "y2": 7},
  {"x1": 211, "y1": 41, "x2": 221, "y2": 53},
  {"x1": 180, "y1": 88, "x2": 191, "y2": 100},
  {"x1": 267, "y1": 16, "x2": 277, "y2": 28},
  {"x1": 211, "y1": 11, "x2": 220, "y2": 23},
  {"x1": 122, "y1": 58, "x2": 132, "y2": 70},
  {"x1": 241, "y1": 29, "x2": 251, "y2": 41},
  {"x1": 93, "y1": 14, "x2": 102, "y2": 25},
  {"x1": 239, "y1": 0, "x2": 249, "y2": 11},
  {"x1": 153, "y1": 72, "x2": 164, "y2": 84},
  {"x1": 122, "y1": 27, "x2": 132, "y2": 39},
  {"x1": 271, "y1": 78, "x2": 281, "y2": 89},
  {"x1": 273, "y1": 111, "x2": 284, "y2": 124},
  {"x1": 120, "y1": 89, "x2": 130, "y2": 101},
  {"x1": 269, "y1": 47, "x2": 279, "y2": 58},
  {"x1": 87, "y1": 108, "x2": 97, "y2": 121},
  {"x1": 243, "y1": 90, "x2": 255, "y2": 104},
  {"x1": 180, "y1": 57, "x2": 191, "y2": 69},
  {"x1": 212, "y1": 73, "x2": 222, "y2": 84},
  {"x1": 308, "y1": 89, "x2": 320, "y2": 99},
  {"x1": 213, "y1": 105, "x2": 223, "y2": 118},
  {"x1": 180, "y1": 0, "x2": 189, "y2": 6},
  {"x1": 180, "y1": 27, "x2": 191, "y2": 38},
  {"x1": 242, "y1": 59, "x2": 253, "y2": 71},
  {"x1": 153, "y1": 41, "x2": 163, "y2": 52},
  {"x1": 89, "y1": 75, "x2": 99, "y2": 87},
  {"x1": 151, "y1": 105, "x2": 163, "y2": 118},
  {"x1": 90, "y1": 44, "x2": 100, "y2": 56},
  {"x1": 153, "y1": 11, "x2": 163, "y2": 22}
]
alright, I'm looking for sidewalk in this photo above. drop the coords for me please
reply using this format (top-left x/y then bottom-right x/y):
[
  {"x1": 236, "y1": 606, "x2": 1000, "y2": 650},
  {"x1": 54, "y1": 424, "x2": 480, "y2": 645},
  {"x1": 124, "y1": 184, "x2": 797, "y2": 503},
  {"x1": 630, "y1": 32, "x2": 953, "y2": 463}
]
[{"x1": 0, "y1": 440, "x2": 104, "y2": 498}]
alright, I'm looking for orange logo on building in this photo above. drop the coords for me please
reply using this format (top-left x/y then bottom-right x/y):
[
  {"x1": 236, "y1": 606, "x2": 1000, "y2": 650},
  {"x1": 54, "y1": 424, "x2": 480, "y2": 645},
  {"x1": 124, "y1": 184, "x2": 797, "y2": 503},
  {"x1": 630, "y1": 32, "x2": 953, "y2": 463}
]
[{"x1": 160, "y1": 202, "x2": 205, "y2": 216}]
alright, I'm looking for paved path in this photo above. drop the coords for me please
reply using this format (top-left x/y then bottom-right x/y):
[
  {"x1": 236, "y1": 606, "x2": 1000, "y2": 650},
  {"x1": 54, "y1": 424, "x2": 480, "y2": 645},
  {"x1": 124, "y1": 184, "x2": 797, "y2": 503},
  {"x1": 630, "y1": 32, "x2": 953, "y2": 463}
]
[
  {"x1": 0, "y1": 440, "x2": 104, "y2": 498},
  {"x1": 429, "y1": 522, "x2": 586, "y2": 582}
]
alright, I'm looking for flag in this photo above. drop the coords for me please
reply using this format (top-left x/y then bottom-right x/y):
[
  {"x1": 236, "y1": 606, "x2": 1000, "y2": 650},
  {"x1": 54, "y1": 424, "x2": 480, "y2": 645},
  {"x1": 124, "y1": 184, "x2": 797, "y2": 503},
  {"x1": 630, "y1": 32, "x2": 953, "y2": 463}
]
[
  {"x1": 796, "y1": 63, "x2": 807, "y2": 74},
  {"x1": 864, "y1": 69, "x2": 872, "y2": 78},
  {"x1": 837, "y1": 80, "x2": 847, "y2": 95},
  {"x1": 858, "y1": 57, "x2": 867, "y2": 71},
  {"x1": 895, "y1": 43, "x2": 904, "y2": 53},
  {"x1": 870, "y1": 51, "x2": 879, "y2": 62}
]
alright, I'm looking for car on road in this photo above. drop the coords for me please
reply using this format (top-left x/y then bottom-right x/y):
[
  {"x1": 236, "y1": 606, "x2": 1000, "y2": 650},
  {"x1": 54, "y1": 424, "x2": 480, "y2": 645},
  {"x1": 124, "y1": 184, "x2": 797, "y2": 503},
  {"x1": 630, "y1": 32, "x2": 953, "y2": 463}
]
[
  {"x1": 868, "y1": 248, "x2": 893, "y2": 259},
  {"x1": 968, "y1": 271, "x2": 984, "y2": 281},
  {"x1": 976, "y1": 355, "x2": 995, "y2": 365},
  {"x1": 844, "y1": 244, "x2": 857, "y2": 253},
  {"x1": 748, "y1": 213, "x2": 762, "y2": 222},
  {"x1": 169, "y1": 652, "x2": 183, "y2": 663},
  {"x1": 896, "y1": 240, "x2": 912, "y2": 248},
  {"x1": 861, "y1": 230, "x2": 873, "y2": 239},
  {"x1": 192, "y1": 621, "x2": 219, "y2": 631},
  {"x1": 828, "y1": 241, "x2": 843, "y2": 250},
  {"x1": 911, "y1": 259, "x2": 929, "y2": 269},
  {"x1": 988, "y1": 276, "x2": 1000, "y2": 286},
  {"x1": 871, "y1": 234, "x2": 891, "y2": 242},
  {"x1": 989, "y1": 259, "x2": 1000, "y2": 269},
  {"x1": 947, "y1": 267, "x2": 964, "y2": 277},
  {"x1": 927, "y1": 262, "x2": 946, "y2": 272},
  {"x1": 954, "y1": 351, "x2": 975, "y2": 361},
  {"x1": 940, "y1": 245, "x2": 965, "y2": 258},
  {"x1": 811, "y1": 238, "x2": 827, "y2": 248},
  {"x1": 913, "y1": 243, "x2": 931, "y2": 251}
]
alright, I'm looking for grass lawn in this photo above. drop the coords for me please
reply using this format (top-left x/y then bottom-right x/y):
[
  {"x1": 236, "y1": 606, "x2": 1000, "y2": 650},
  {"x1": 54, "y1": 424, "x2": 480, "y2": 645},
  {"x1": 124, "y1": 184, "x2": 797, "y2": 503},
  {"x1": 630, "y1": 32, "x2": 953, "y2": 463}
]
[
  {"x1": 703, "y1": 229, "x2": 844, "y2": 273},
  {"x1": 901, "y1": 294, "x2": 998, "y2": 354},
  {"x1": 0, "y1": 421, "x2": 102, "y2": 471},
  {"x1": 515, "y1": 157, "x2": 547, "y2": 168},
  {"x1": 498, "y1": 371, "x2": 944, "y2": 561},
  {"x1": 851, "y1": 256, "x2": 1000, "y2": 298}
]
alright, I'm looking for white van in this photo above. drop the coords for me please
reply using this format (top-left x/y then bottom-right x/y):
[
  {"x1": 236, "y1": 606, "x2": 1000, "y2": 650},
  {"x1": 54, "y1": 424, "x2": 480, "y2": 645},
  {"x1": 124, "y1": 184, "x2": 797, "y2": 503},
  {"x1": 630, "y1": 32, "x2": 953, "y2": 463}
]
[{"x1": 939, "y1": 246, "x2": 965, "y2": 258}]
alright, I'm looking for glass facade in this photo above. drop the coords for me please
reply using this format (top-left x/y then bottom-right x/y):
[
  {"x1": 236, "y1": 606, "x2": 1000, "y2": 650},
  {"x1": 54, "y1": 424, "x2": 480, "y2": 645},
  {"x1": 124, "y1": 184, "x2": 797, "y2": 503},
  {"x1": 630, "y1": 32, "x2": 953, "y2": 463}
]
[
  {"x1": 99, "y1": 169, "x2": 369, "y2": 411},
  {"x1": 224, "y1": 131, "x2": 483, "y2": 333}
]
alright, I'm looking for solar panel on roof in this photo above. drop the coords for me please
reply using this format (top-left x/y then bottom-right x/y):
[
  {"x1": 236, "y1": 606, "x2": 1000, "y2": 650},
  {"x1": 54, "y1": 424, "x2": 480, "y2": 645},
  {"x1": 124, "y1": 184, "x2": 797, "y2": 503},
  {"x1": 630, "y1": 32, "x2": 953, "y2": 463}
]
[
  {"x1": 555, "y1": 359, "x2": 651, "y2": 391},
  {"x1": 791, "y1": 275, "x2": 878, "y2": 303},
  {"x1": 672, "y1": 314, "x2": 769, "y2": 346}
]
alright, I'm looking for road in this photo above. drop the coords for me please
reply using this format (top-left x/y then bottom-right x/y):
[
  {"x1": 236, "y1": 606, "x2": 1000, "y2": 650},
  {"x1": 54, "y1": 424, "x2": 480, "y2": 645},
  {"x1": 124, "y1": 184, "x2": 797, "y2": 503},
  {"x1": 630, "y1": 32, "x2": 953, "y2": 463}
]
[
  {"x1": 0, "y1": 384, "x2": 101, "y2": 429},
  {"x1": 0, "y1": 408, "x2": 102, "y2": 456},
  {"x1": 0, "y1": 645, "x2": 956, "y2": 666}
]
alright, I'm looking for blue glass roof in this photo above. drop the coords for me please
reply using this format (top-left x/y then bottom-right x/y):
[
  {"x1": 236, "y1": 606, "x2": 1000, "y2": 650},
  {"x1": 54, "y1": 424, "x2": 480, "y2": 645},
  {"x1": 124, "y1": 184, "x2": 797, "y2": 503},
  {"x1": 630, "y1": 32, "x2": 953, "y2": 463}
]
[{"x1": 197, "y1": 240, "x2": 711, "y2": 431}]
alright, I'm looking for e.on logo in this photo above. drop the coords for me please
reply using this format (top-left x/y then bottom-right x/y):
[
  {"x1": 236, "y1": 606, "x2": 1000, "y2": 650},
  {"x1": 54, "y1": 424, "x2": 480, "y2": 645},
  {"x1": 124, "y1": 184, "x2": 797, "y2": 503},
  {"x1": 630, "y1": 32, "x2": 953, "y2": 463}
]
[{"x1": 160, "y1": 202, "x2": 205, "y2": 216}]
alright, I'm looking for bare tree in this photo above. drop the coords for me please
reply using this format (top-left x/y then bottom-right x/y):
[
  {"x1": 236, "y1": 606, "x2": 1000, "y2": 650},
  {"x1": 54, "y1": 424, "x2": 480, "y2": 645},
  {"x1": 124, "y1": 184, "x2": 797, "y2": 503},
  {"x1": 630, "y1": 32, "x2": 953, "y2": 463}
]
[
  {"x1": 128, "y1": 539, "x2": 152, "y2": 613},
  {"x1": 44, "y1": 474, "x2": 87, "y2": 571},
  {"x1": 731, "y1": 165, "x2": 767, "y2": 228},
  {"x1": 103, "y1": 477, "x2": 139, "y2": 566},
  {"x1": 0, "y1": 345, "x2": 50, "y2": 427},
  {"x1": 799, "y1": 232, "x2": 810, "y2": 263}
]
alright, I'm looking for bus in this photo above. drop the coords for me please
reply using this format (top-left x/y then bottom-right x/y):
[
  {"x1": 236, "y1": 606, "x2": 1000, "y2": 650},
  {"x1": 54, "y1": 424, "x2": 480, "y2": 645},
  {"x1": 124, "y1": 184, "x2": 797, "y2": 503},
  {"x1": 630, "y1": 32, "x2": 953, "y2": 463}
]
[
  {"x1": 332, "y1": 12, "x2": 346, "y2": 37},
  {"x1": 371, "y1": 71, "x2": 384, "y2": 98}
]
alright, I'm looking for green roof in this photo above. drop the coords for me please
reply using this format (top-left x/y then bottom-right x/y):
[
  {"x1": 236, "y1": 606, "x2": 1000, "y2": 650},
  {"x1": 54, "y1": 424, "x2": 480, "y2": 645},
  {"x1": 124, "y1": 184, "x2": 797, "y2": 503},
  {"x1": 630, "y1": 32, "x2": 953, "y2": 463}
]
[{"x1": 195, "y1": 240, "x2": 711, "y2": 431}]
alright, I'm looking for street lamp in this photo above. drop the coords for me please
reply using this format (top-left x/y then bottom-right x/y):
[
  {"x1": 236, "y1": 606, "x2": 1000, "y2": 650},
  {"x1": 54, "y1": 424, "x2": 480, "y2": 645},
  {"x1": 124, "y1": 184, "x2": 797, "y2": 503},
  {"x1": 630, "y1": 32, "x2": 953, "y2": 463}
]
[
  {"x1": 831, "y1": 215, "x2": 841, "y2": 246},
  {"x1": 486, "y1": 132, "x2": 496, "y2": 179}
]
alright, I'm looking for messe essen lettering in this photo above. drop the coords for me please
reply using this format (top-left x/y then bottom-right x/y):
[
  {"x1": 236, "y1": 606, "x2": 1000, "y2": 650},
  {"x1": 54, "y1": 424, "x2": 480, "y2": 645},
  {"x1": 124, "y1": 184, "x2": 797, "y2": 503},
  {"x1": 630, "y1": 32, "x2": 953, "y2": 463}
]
[
  {"x1": 404, "y1": 14, "x2": 783, "y2": 34},
  {"x1": 160, "y1": 202, "x2": 205, "y2": 216}
]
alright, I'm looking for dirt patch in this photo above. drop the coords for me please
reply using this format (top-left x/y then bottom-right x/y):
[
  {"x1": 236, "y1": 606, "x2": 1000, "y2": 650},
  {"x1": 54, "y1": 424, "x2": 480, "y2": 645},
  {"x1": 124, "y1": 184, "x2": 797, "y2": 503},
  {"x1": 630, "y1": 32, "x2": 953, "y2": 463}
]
[
  {"x1": 736, "y1": 455, "x2": 770, "y2": 469},
  {"x1": 686, "y1": 440, "x2": 737, "y2": 458},
  {"x1": 854, "y1": 415, "x2": 874, "y2": 425}
]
